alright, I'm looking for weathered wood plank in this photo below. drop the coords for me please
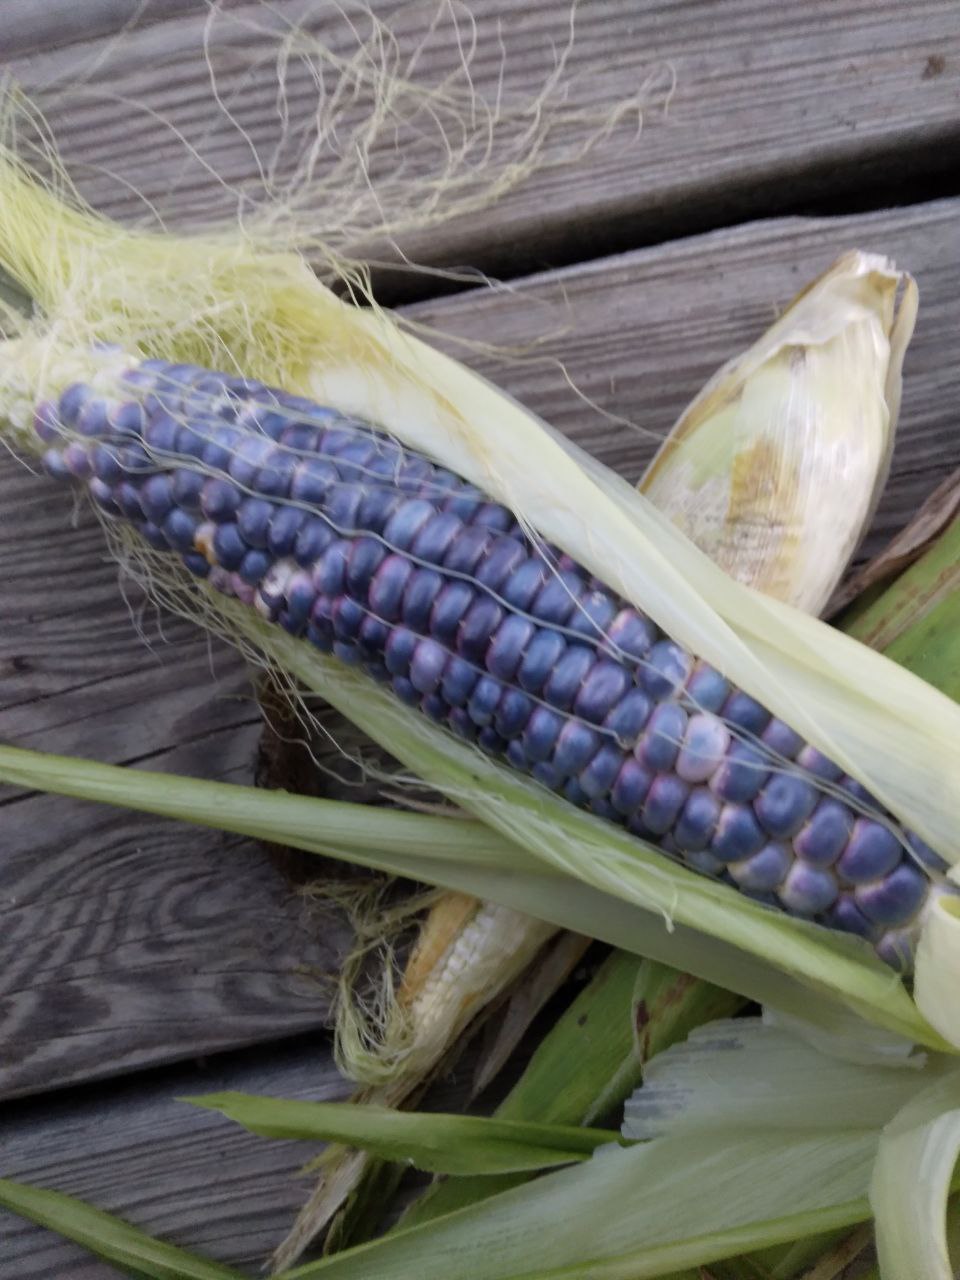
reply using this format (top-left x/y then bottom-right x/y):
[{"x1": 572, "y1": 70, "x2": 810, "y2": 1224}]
[
  {"x1": 2, "y1": 199, "x2": 957, "y2": 1102},
  {"x1": 0, "y1": 1042, "x2": 352, "y2": 1277},
  {"x1": 5, "y1": 1, "x2": 959, "y2": 291}
]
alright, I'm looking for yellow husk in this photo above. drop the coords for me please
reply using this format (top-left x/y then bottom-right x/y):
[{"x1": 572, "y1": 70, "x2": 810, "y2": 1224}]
[
  {"x1": 640, "y1": 252, "x2": 916, "y2": 616},
  {"x1": 0, "y1": 146, "x2": 958, "y2": 1050}
]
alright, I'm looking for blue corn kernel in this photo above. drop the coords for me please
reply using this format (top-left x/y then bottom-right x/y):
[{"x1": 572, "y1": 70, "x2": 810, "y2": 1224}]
[
  {"x1": 163, "y1": 508, "x2": 198, "y2": 553},
  {"x1": 449, "y1": 707, "x2": 477, "y2": 740},
  {"x1": 392, "y1": 675, "x2": 421, "y2": 706},
  {"x1": 384, "y1": 499, "x2": 435, "y2": 551},
  {"x1": 579, "y1": 743, "x2": 626, "y2": 800},
  {"x1": 115, "y1": 481, "x2": 143, "y2": 520},
  {"x1": 369, "y1": 555, "x2": 414, "y2": 621},
  {"x1": 291, "y1": 457, "x2": 338, "y2": 504},
  {"x1": 238, "y1": 549, "x2": 272, "y2": 585},
  {"x1": 237, "y1": 498, "x2": 275, "y2": 548},
  {"x1": 604, "y1": 608, "x2": 658, "y2": 663},
  {"x1": 474, "y1": 502, "x2": 513, "y2": 531},
  {"x1": 110, "y1": 400, "x2": 147, "y2": 439},
  {"x1": 278, "y1": 422, "x2": 320, "y2": 452},
  {"x1": 572, "y1": 660, "x2": 630, "y2": 725},
  {"x1": 500, "y1": 558, "x2": 549, "y2": 611},
  {"x1": 332, "y1": 639, "x2": 363, "y2": 666},
  {"x1": 642, "y1": 639, "x2": 693, "y2": 702},
  {"x1": 229, "y1": 435, "x2": 274, "y2": 487},
  {"x1": 674, "y1": 787, "x2": 721, "y2": 851},
  {"x1": 474, "y1": 536, "x2": 526, "y2": 593},
  {"x1": 411, "y1": 512, "x2": 462, "y2": 563},
  {"x1": 170, "y1": 468, "x2": 204, "y2": 510},
  {"x1": 77, "y1": 398, "x2": 108, "y2": 437},
  {"x1": 836, "y1": 819, "x2": 902, "y2": 884},
  {"x1": 684, "y1": 661, "x2": 731, "y2": 713},
  {"x1": 346, "y1": 537, "x2": 387, "y2": 597},
  {"x1": 532, "y1": 761, "x2": 564, "y2": 790},
  {"x1": 326, "y1": 484, "x2": 364, "y2": 532},
  {"x1": 495, "y1": 687, "x2": 534, "y2": 737},
  {"x1": 855, "y1": 863, "x2": 927, "y2": 926},
  {"x1": 828, "y1": 894, "x2": 877, "y2": 940},
  {"x1": 306, "y1": 622, "x2": 333, "y2": 652},
  {"x1": 285, "y1": 572, "x2": 316, "y2": 627},
  {"x1": 523, "y1": 707, "x2": 564, "y2": 763},
  {"x1": 140, "y1": 474, "x2": 174, "y2": 523},
  {"x1": 518, "y1": 629, "x2": 567, "y2": 693},
  {"x1": 357, "y1": 614, "x2": 389, "y2": 657},
  {"x1": 553, "y1": 722, "x2": 601, "y2": 777},
  {"x1": 409, "y1": 638, "x2": 448, "y2": 695},
  {"x1": 443, "y1": 525, "x2": 493, "y2": 576},
  {"x1": 92, "y1": 444, "x2": 121, "y2": 483},
  {"x1": 875, "y1": 929, "x2": 916, "y2": 973},
  {"x1": 332, "y1": 597, "x2": 365, "y2": 641},
  {"x1": 478, "y1": 726, "x2": 506, "y2": 755},
  {"x1": 257, "y1": 449, "x2": 297, "y2": 497},
  {"x1": 567, "y1": 590, "x2": 617, "y2": 641},
  {"x1": 442, "y1": 655, "x2": 479, "y2": 707},
  {"x1": 212, "y1": 523, "x2": 247, "y2": 571},
  {"x1": 182, "y1": 551, "x2": 210, "y2": 579},
  {"x1": 88, "y1": 477, "x2": 116, "y2": 510},
  {"x1": 402, "y1": 568, "x2": 444, "y2": 631},
  {"x1": 58, "y1": 382, "x2": 89, "y2": 424},
  {"x1": 62, "y1": 441, "x2": 92, "y2": 479},
  {"x1": 469, "y1": 676, "x2": 505, "y2": 727},
  {"x1": 544, "y1": 645, "x2": 595, "y2": 710},
  {"x1": 141, "y1": 521, "x2": 169, "y2": 550},
  {"x1": 431, "y1": 581, "x2": 475, "y2": 643},
  {"x1": 721, "y1": 690, "x2": 771, "y2": 735},
  {"x1": 676, "y1": 713, "x2": 731, "y2": 784},
  {"x1": 779, "y1": 862, "x2": 839, "y2": 916},
  {"x1": 357, "y1": 486, "x2": 400, "y2": 533},
  {"x1": 198, "y1": 424, "x2": 241, "y2": 473},
  {"x1": 200, "y1": 478, "x2": 241, "y2": 521},
  {"x1": 295, "y1": 517, "x2": 335, "y2": 566},
  {"x1": 313, "y1": 540, "x2": 348, "y2": 596},
  {"x1": 728, "y1": 842, "x2": 791, "y2": 893},
  {"x1": 176, "y1": 422, "x2": 212, "y2": 461},
  {"x1": 761, "y1": 719, "x2": 804, "y2": 760},
  {"x1": 459, "y1": 597, "x2": 504, "y2": 663},
  {"x1": 564, "y1": 777, "x2": 590, "y2": 808},
  {"x1": 711, "y1": 804, "x2": 766, "y2": 862},
  {"x1": 604, "y1": 687, "x2": 652, "y2": 747},
  {"x1": 267, "y1": 506, "x2": 306, "y2": 557},
  {"x1": 710, "y1": 740, "x2": 770, "y2": 803},
  {"x1": 754, "y1": 774, "x2": 818, "y2": 839},
  {"x1": 641, "y1": 773, "x2": 689, "y2": 835},
  {"x1": 486, "y1": 615, "x2": 535, "y2": 682},
  {"x1": 795, "y1": 744, "x2": 843, "y2": 782},
  {"x1": 793, "y1": 800, "x2": 852, "y2": 867},
  {"x1": 531, "y1": 571, "x2": 581, "y2": 626},
  {"x1": 33, "y1": 400, "x2": 60, "y2": 443},
  {"x1": 611, "y1": 757, "x2": 654, "y2": 815},
  {"x1": 422, "y1": 693, "x2": 448, "y2": 723},
  {"x1": 637, "y1": 702, "x2": 687, "y2": 772},
  {"x1": 838, "y1": 776, "x2": 875, "y2": 807}
]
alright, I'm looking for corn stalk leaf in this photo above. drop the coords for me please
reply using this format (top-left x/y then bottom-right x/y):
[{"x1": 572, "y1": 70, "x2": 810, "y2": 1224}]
[
  {"x1": 181, "y1": 1092, "x2": 621, "y2": 1175},
  {"x1": 0, "y1": 1178, "x2": 242, "y2": 1280}
]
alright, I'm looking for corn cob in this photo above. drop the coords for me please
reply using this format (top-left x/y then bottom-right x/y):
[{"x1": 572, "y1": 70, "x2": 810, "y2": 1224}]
[{"x1": 26, "y1": 350, "x2": 959, "y2": 971}]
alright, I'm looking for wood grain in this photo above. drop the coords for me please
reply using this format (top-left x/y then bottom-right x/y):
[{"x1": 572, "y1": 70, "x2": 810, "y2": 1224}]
[
  {"x1": 0, "y1": 1041, "x2": 352, "y2": 1277},
  {"x1": 4, "y1": 1, "x2": 959, "y2": 293}
]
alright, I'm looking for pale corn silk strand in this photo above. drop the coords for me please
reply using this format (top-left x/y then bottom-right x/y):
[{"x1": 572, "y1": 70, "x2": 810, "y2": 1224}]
[{"x1": 0, "y1": 37, "x2": 959, "y2": 1048}]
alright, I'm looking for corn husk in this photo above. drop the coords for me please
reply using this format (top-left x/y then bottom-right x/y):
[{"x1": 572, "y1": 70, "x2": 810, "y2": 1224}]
[{"x1": 640, "y1": 252, "x2": 916, "y2": 616}]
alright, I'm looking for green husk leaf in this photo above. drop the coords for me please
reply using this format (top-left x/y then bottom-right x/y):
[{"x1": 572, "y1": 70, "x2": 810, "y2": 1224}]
[
  {"x1": 0, "y1": 1178, "x2": 242, "y2": 1280},
  {"x1": 181, "y1": 1092, "x2": 621, "y2": 1176},
  {"x1": 401, "y1": 955, "x2": 742, "y2": 1229},
  {"x1": 0, "y1": 737, "x2": 936, "y2": 1050},
  {"x1": 871, "y1": 1074, "x2": 960, "y2": 1279}
]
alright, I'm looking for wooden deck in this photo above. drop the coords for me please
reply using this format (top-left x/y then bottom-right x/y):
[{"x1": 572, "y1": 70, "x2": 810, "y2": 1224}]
[{"x1": 2, "y1": 1, "x2": 959, "y2": 1273}]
